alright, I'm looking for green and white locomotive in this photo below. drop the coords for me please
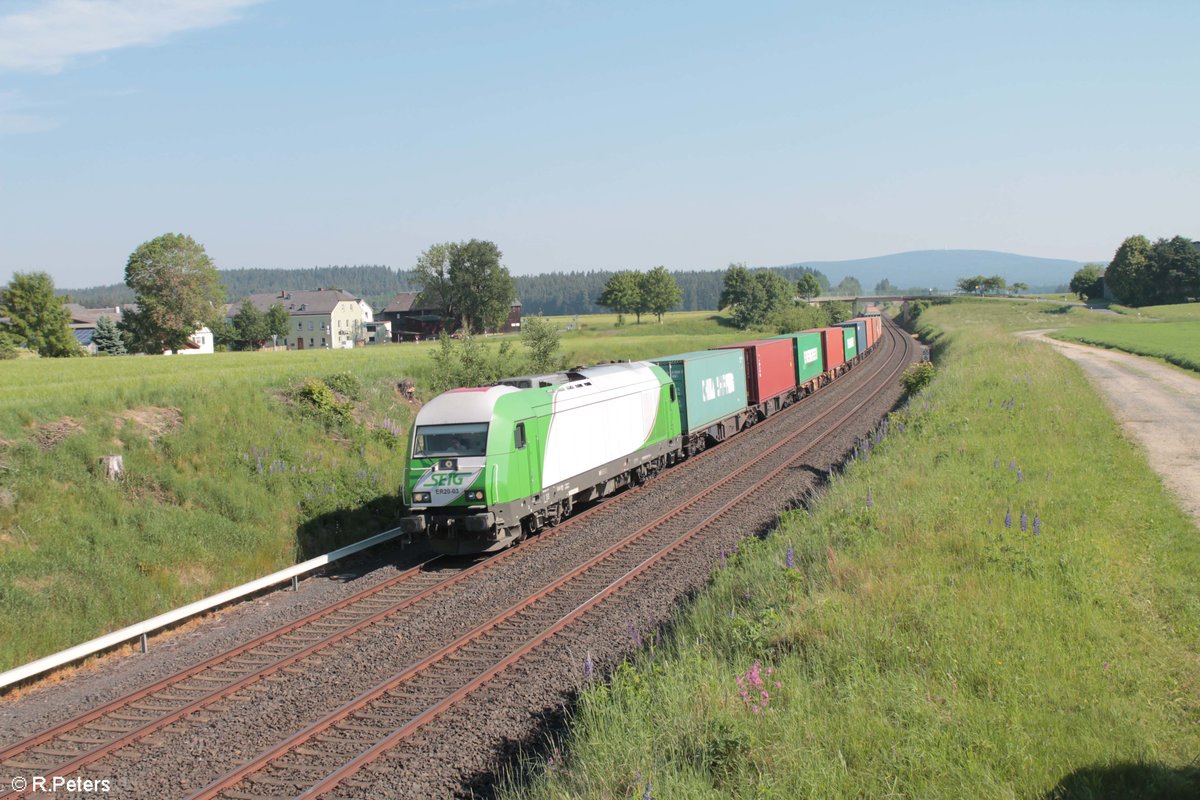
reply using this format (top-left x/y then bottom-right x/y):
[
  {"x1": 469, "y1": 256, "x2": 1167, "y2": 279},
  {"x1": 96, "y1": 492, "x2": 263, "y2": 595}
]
[{"x1": 399, "y1": 363, "x2": 683, "y2": 554}]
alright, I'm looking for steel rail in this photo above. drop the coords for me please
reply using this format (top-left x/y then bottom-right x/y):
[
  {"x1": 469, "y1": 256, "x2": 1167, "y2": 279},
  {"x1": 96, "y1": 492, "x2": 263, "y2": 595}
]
[
  {"x1": 1, "y1": 337, "x2": 873, "y2": 786},
  {"x1": 191, "y1": 319, "x2": 915, "y2": 799},
  {"x1": 2, "y1": 321, "x2": 905, "y2": 799}
]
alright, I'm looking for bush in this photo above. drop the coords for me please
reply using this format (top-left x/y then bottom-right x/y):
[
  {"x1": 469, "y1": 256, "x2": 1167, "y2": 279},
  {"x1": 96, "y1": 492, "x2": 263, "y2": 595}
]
[
  {"x1": 323, "y1": 370, "x2": 364, "y2": 401},
  {"x1": 292, "y1": 377, "x2": 352, "y2": 426},
  {"x1": 901, "y1": 361, "x2": 935, "y2": 395}
]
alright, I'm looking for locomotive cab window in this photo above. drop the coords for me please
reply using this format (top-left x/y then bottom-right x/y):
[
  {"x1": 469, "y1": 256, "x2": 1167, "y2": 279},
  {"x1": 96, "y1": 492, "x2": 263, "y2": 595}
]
[
  {"x1": 413, "y1": 423, "x2": 489, "y2": 457},
  {"x1": 514, "y1": 422, "x2": 526, "y2": 450}
]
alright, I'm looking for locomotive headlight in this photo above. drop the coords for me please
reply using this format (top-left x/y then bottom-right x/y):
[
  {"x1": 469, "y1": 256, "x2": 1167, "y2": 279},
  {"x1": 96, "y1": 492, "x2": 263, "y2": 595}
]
[
  {"x1": 466, "y1": 490, "x2": 485, "y2": 502},
  {"x1": 413, "y1": 492, "x2": 431, "y2": 504}
]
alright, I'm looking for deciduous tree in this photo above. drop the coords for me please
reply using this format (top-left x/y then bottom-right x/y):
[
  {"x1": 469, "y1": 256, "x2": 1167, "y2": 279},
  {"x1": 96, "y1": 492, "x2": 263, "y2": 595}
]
[
  {"x1": 1069, "y1": 264, "x2": 1104, "y2": 301},
  {"x1": 232, "y1": 300, "x2": 270, "y2": 350},
  {"x1": 640, "y1": 266, "x2": 683, "y2": 323},
  {"x1": 123, "y1": 233, "x2": 225, "y2": 354},
  {"x1": 797, "y1": 272, "x2": 822, "y2": 300},
  {"x1": 1104, "y1": 235, "x2": 1151, "y2": 306},
  {"x1": 414, "y1": 240, "x2": 516, "y2": 334},
  {"x1": 520, "y1": 315, "x2": 561, "y2": 372},
  {"x1": 597, "y1": 271, "x2": 644, "y2": 325},
  {"x1": 0, "y1": 271, "x2": 81, "y2": 357}
]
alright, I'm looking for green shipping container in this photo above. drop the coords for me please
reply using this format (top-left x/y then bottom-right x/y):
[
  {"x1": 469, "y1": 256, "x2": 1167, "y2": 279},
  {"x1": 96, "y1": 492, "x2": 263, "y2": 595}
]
[
  {"x1": 770, "y1": 331, "x2": 824, "y2": 384},
  {"x1": 840, "y1": 324, "x2": 858, "y2": 360},
  {"x1": 650, "y1": 349, "x2": 748, "y2": 435}
]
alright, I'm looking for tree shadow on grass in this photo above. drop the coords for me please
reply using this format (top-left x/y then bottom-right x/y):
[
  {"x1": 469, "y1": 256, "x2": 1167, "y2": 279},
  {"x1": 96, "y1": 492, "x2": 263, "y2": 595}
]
[
  {"x1": 1042, "y1": 761, "x2": 1200, "y2": 800},
  {"x1": 294, "y1": 493, "x2": 407, "y2": 563}
]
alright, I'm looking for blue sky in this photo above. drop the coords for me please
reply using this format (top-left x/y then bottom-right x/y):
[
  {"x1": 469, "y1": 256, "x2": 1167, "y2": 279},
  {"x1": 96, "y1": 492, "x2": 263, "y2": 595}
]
[{"x1": 1, "y1": 0, "x2": 1197, "y2": 288}]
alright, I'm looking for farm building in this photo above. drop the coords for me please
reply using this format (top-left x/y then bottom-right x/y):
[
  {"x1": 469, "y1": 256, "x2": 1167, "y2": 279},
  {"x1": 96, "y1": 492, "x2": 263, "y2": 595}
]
[{"x1": 379, "y1": 292, "x2": 522, "y2": 342}]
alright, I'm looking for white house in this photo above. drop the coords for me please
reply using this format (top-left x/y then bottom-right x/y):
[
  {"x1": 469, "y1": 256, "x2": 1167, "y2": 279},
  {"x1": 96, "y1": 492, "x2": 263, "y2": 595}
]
[{"x1": 242, "y1": 289, "x2": 371, "y2": 350}]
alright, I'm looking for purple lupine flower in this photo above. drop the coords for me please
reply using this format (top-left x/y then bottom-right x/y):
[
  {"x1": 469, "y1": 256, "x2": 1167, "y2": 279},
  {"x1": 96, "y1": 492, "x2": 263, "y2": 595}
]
[
  {"x1": 785, "y1": 544, "x2": 795, "y2": 569},
  {"x1": 1009, "y1": 459, "x2": 1017, "y2": 471},
  {"x1": 1004, "y1": 508, "x2": 1012, "y2": 529},
  {"x1": 1033, "y1": 513, "x2": 1041, "y2": 536},
  {"x1": 627, "y1": 622, "x2": 642, "y2": 649},
  {"x1": 1020, "y1": 508, "x2": 1028, "y2": 532},
  {"x1": 1017, "y1": 469, "x2": 1023, "y2": 482},
  {"x1": 583, "y1": 653, "x2": 594, "y2": 681},
  {"x1": 866, "y1": 490, "x2": 873, "y2": 509},
  {"x1": 993, "y1": 457, "x2": 999, "y2": 469},
  {"x1": 1045, "y1": 470, "x2": 1051, "y2": 482},
  {"x1": 719, "y1": 549, "x2": 727, "y2": 568},
  {"x1": 642, "y1": 778, "x2": 653, "y2": 800}
]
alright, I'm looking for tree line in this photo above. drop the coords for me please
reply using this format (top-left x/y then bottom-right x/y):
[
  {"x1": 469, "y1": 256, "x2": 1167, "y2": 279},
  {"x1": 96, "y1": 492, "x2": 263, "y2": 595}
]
[
  {"x1": 1071, "y1": 235, "x2": 1199, "y2": 305},
  {"x1": 59, "y1": 263, "x2": 838, "y2": 318}
]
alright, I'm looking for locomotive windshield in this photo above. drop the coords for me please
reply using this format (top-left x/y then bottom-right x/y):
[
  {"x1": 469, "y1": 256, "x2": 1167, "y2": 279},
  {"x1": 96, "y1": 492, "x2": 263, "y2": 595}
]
[{"x1": 413, "y1": 423, "x2": 489, "y2": 457}]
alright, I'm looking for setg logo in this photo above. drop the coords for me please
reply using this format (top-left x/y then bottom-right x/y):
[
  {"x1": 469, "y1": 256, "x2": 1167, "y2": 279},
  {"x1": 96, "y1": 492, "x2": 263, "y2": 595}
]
[{"x1": 428, "y1": 472, "x2": 470, "y2": 487}]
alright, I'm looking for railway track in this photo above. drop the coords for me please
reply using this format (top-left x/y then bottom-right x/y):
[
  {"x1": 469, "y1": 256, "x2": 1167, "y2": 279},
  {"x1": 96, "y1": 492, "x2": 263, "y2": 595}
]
[
  {"x1": 1, "y1": 318, "x2": 916, "y2": 799},
  {"x1": 190, "y1": 319, "x2": 917, "y2": 799}
]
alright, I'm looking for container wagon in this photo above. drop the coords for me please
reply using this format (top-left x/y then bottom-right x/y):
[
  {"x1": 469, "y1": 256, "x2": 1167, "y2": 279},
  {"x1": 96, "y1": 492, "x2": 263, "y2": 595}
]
[
  {"x1": 813, "y1": 327, "x2": 846, "y2": 374},
  {"x1": 712, "y1": 338, "x2": 796, "y2": 419},
  {"x1": 769, "y1": 330, "x2": 826, "y2": 396},
  {"x1": 837, "y1": 323, "x2": 859, "y2": 361},
  {"x1": 840, "y1": 319, "x2": 867, "y2": 356},
  {"x1": 649, "y1": 349, "x2": 749, "y2": 455}
]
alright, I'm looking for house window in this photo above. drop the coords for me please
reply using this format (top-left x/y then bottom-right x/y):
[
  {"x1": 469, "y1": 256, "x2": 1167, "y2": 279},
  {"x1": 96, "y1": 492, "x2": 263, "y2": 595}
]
[
  {"x1": 309, "y1": 338, "x2": 314, "y2": 347},
  {"x1": 297, "y1": 321, "x2": 302, "y2": 331},
  {"x1": 321, "y1": 338, "x2": 326, "y2": 347},
  {"x1": 308, "y1": 321, "x2": 313, "y2": 331}
]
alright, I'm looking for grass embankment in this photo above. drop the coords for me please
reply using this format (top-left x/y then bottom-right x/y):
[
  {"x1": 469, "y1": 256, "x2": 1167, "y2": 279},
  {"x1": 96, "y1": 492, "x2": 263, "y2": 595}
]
[
  {"x1": 1052, "y1": 302, "x2": 1200, "y2": 375},
  {"x1": 504, "y1": 299, "x2": 1200, "y2": 799},
  {"x1": 0, "y1": 312, "x2": 761, "y2": 675},
  {"x1": 0, "y1": 347, "x2": 436, "y2": 672}
]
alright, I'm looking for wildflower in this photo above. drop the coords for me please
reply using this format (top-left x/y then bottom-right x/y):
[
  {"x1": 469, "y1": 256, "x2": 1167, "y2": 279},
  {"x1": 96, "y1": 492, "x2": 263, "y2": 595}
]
[
  {"x1": 627, "y1": 623, "x2": 643, "y2": 649},
  {"x1": 1033, "y1": 513, "x2": 1041, "y2": 536},
  {"x1": 993, "y1": 456, "x2": 999, "y2": 469},
  {"x1": 785, "y1": 544, "x2": 795, "y2": 569},
  {"x1": 643, "y1": 778, "x2": 653, "y2": 800},
  {"x1": 1009, "y1": 459, "x2": 1016, "y2": 471},
  {"x1": 583, "y1": 653, "x2": 594, "y2": 681},
  {"x1": 1017, "y1": 469, "x2": 1023, "y2": 482},
  {"x1": 1020, "y1": 508, "x2": 1028, "y2": 532},
  {"x1": 719, "y1": 549, "x2": 726, "y2": 569},
  {"x1": 1045, "y1": 470, "x2": 1051, "y2": 482},
  {"x1": 866, "y1": 490, "x2": 873, "y2": 509},
  {"x1": 1004, "y1": 508, "x2": 1012, "y2": 529}
]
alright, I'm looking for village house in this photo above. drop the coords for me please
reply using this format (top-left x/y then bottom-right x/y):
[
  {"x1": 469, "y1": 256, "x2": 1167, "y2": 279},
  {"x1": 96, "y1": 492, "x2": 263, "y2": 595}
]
[
  {"x1": 64, "y1": 303, "x2": 213, "y2": 355},
  {"x1": 240, "y1": 289, "x2": 373, "y2": 350}
]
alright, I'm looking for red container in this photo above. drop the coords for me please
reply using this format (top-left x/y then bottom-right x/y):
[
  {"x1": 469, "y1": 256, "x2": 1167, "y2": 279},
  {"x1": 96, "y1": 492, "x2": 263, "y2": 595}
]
[
  {"x1": 713, "y1": 338, "x2": 796, "y2": 405},
  {"x1": 812, "y1": 327, "x2": 845, "y2": 371}
]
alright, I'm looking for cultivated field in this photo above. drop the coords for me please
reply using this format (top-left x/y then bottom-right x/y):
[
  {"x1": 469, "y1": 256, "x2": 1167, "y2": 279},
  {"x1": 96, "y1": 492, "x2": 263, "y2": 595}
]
[{"x1": 502, "y1": 299, "x2": 1200, "y2": 799}]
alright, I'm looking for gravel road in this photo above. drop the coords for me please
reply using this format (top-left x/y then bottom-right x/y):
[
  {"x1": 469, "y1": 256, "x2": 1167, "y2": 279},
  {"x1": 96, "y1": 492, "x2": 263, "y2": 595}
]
[{"x1": 1024, "y1": 331, "x2": 1200, "y2": 525}]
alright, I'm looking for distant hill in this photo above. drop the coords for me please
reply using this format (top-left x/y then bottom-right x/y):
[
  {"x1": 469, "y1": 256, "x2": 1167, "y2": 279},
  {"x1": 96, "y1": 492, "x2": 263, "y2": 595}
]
[{"x1": 781, "y1": 249, "x2": 1090, "y2": 292}]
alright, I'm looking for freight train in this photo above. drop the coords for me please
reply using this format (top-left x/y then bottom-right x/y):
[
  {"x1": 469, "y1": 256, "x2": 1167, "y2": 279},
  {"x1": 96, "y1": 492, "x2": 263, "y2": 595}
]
[{"x1": 398, "y1": 314, "x2": 885, "y2": 554}]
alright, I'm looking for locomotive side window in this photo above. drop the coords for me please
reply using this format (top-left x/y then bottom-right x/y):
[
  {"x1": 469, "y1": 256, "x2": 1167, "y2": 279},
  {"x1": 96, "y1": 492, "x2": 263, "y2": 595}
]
[
  {"x1": 413, "y1": 423, "x2": 489, "y2": 457},
  {"x1": 515, "y1": 422, "x2": 526, "y2": 450},
  {"x1": 669, "y1": 385, "x2": 676, "y2": 402}
]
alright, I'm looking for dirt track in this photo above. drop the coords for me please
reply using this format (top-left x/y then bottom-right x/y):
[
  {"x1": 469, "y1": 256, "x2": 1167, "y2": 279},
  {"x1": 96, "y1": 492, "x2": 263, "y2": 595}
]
[{"x1": 1024, "y1": 331, "x2": 1200, "y2": 526}]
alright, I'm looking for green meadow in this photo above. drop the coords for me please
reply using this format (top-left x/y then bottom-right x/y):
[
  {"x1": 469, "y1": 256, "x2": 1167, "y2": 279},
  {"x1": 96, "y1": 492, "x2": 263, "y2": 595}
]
[
  {"x1": 1052, "y1": 302, "x2": 1200, "y2": 374},
  {"x1": 503, "y1": 299, "x2": 1200, "y2": 799}
]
